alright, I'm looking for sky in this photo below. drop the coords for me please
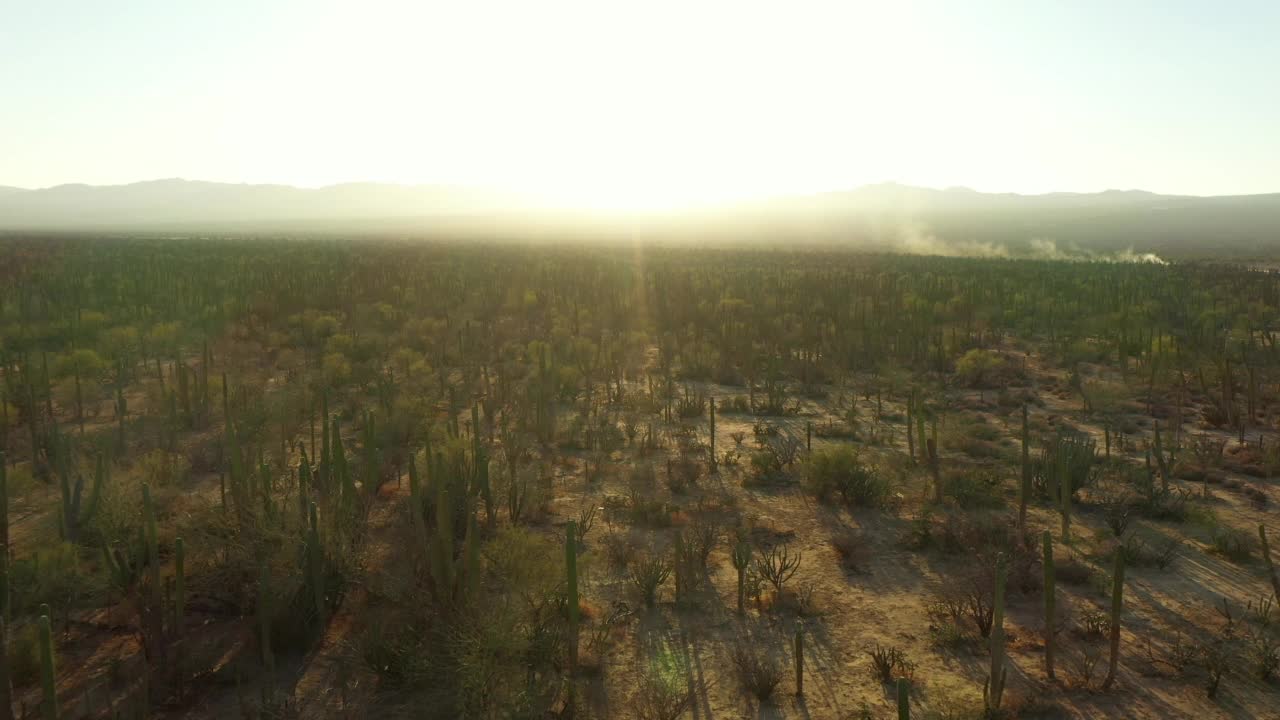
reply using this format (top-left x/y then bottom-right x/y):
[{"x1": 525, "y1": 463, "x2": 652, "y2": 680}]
[{"x1": 2, "y1": 0, "x2": 1279, "y2": 209}]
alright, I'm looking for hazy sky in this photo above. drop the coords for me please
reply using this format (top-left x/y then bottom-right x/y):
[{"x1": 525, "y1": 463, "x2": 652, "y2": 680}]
[{"x1": 3, "y1": 0, "x2": 1278, "y2": 208}]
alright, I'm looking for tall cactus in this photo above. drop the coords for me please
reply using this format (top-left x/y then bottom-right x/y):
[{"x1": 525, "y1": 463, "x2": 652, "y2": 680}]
[
  {"x1": 0, "y1": 451, "x2": 9, "y2": 622},
  {"x1": 174, "y1": 537, "x2": 185, "y2": 635},
  {"x1": 984, "y1": 555, "x2": 1007, "y2": 711},
  {"x1": 471, "y1": 405, "x2": 494, "y2": 528},
  {"x1": 115, "y1": 385, "x2": 127, "y2": 453},
  {"x1": 1152, "y1": 420, "x2": 1171, "y2": 492},
  {"x1": 1261, "y1": 524, "x2": 1280, "y2": 602},
  {"x1": 926, "y1": 437, "x2": 942, "y2": 504},
  {"x1": 672, "y1": 530, "x2": 686, "y2": 604},
  {"x1": 731, "y1": 538, "x2": 751, "y2": 614},
  {"x1": 174, "y1": 536, "x2": 186, "y2": 696},
  {"x1": 298, "y1": 448, "x2": 311, "y2": 526},
  {"x1": 362, "y1": 410, "x2": 380, "y2": 498},
  {"x1": 319, "y1": 392, "x2": 331, "y2": 492},
  {"x1": 1101, "y1": 551, "x2": 1125, "y2": 689},
  {"x1": 0, "y1": 607, "x2": 10, "y2": 720},
  {"x1": 906, "y1": 390, "x2": 915, "y2": 460},
  {"x1": 141, "y1": 483, "x2": 166, "y2": 667},
  {"x1": 332, "y1": 417, "x2": 353, "y2": 514},
  {"x1": 1019, "y1": 404, "x2": 1030, "y2": 532},
  {"x1": 915, "y1": 407, "x2": 926, "y2": 469},
  {"x1": 38, "y1": 609, "x2": 57, "y2": 717},
  {"x1": 709, "y1": 397, "x2": 717, "y2": 472},
  {"x1": 408, "y1": 453, "x2": 427, "y2": 547},
  {"x1": 258, "y1": 559, "x2": 274, "y2": 673},
  {"x1": 1043, "y1": 530, "x2": 1056, "y2": 679},
  {"x1": 307, "y1": 502, "x2": 326, "y2": 624},
  {"x1": 0, "y1": 452, "x2": 11, "y2": 720},
  {"x1": 566, "y1": 520, "x2": 579, "y2": 675},
  {"x1": 39, "y1": 614, "x2": 57, "y2": 720},
  {"x1": 55, "y1": 442, "x2": 105, "y2": 544},
  {"x1": 896, "y1": 677, "x2": 910, "y2": 720},
  {"x1": 142, "y1": 483, "x2": 159, "y2": 601},
  {"x1": 1058, "y1": 446, "x2": 1071, "y2": 543}
]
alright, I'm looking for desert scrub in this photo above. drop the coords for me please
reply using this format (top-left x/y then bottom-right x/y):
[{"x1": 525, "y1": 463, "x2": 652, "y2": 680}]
[
  {"x1": 731, "y1": 642, "x2": 784, "y2": 701},
  {"x1": 10, "y1": 542, "x2": 106, "y2": 616},
  {"x1": 635, "y1": 642, "x2": 698, "y2": 720},
  {"x1": 628, "y1": 551, "x2": 673, "y2": 607},
  {"x1": 7, "y1": 620, "x2": 49, "y2": 687},
  {"x1": 867, "y1": 643, "x2": 916, "y2": 683},
  {"x1": 831, "y1": 527, "x2": 869, "y2": 572},
  {"x1": 944, "y1": 468, "x2": 1005, "y2": 510},
  {"x1": 802, "y1": 445, "x2": 887, "y2": 507},
  {"x1": 1210, "y1": 526, "x2": 1256, "y2": 563}
]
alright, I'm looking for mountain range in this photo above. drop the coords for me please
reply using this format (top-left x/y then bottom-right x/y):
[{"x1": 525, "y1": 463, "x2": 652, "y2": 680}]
[{"x1": 1, "y1": 179, "x2": 1278, "y2": 257}]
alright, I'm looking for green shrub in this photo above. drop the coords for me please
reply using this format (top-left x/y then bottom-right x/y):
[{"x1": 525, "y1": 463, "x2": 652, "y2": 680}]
[
  {"x1": 10, "y1": 542, "x2": 102, "y2": 615},
  {"x1": 1210, "y1": 527, "x2": 1256, "y2": 563},
  {"x1": 803, "y1": 446, "x2": 887, "y2": 507},
  {"x1": 8, "y1": 621, "x2": 45, "y2": 687},
  {"x1": 955, "y1": 349, "x2": 1006, "y2": 388},
  {"x1": 944, "y1": 469, "x2": 1005, "y2": 510}
]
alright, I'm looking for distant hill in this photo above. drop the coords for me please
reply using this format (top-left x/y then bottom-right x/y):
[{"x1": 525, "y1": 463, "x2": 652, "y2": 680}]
[{"x1": 2, "y1": 179, "x2": 1279, "y2": 257}]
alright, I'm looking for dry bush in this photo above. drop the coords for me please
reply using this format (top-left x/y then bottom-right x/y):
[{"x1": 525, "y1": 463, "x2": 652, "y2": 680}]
[
  {"x1": 754, "y1": 543, "x2": 802, "y2": 595},
  {"x1": 730, "y1": 643, "x2": 783, "y2": 701},
  {"x1": 866, "y1": 643, "x2": 915, "y2": 683},
  {"x1": 628, "y1": 551, "x2": 673, "y2": 608},
  {"x1": 665, "y1": 456, "x2": 701, "y2": 494},
  {"x1": 634, "y1": 647, "x2": 699, "y2": 720},
  {"x1": 1210, "y1": 526, "x2": 1256, "y2": 563},
  {"x1": 600, "y1": 527, "x2": 641, "y2": 568},
  {"x1": 831, "y1": 528, "x2": 869, "y2": 573},
  {"x1": 1063, "y1": 638, "x2": 1104, "y2": 689}
]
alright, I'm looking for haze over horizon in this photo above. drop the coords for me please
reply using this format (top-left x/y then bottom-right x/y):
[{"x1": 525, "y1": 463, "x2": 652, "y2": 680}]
[{"x1": 5, "y1": 1, "x2": 1279, "y2": 210}]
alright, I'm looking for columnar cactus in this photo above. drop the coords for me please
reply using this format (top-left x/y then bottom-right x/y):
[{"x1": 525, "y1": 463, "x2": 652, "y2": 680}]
[
  {"x1": 0, "y1": 607, "x2": 11, "y2": 720},
  {"x1": 307, "y1": 502, "x2": 326, "y2": 624},
  {"x1": 926, "y1": 438, "x2": 941, "y2": 504},
  {"x1": 1261, "y1": 524, "x2": 1280, "y2": 602},
  {"x1": 566, "y1": 520, "x2": 579, "y2": 675},
  {"x1": 298, "y1": 448, "x2": 311, "y2": 526},
  {"x1": 0, "y1": 452, "x2": 10, "y2": 720},
  {"x1": 731, "y1": 539, "x2": 751, "y2": 614},
  {"x1": 896, "y1": 677, "x2": 910, "y2": 720},
  {"x1": 174, "y1": 537, "x2": 185, "y2": 638},
  {"x1": 984, "y1": 555, "x2": 1007, "y2": 711},
  {"x1": 408, "y1": 453, "x2": 426, "y2": 546},
  {"x1": 0, "y1": 451, "x2": 8, "y2": 622},
  {"x1": 319, "y1": 392, "x2": 331, "y2": 492},
  {"x1": 142, "y1": 483, "x2": 161, "y2": 626},
  {"x1": 332, "y1": 417, "x2": 353, "y2": 513},
  {"x1": 471, "y1": 405, "x2": 494, "y2": 528},
  {"x1": 1019, "y1": 405, "x2": 1030, "y2": 531},
  {"x1": 1152, "y1": 420, "x2": 1170, "y2": 491},
  {"x1": 258, "y1": 560, "x2": 274, "y2": 672},
  {"x1": 709, "y1": 397, "x2": 717, "y2": 472},
  {"x1": 1058, "y1": 447, "x2": 1071, "y2": 543},
  {"x1": 906, "y1": 390, "x2": 915, "y2": 460},
  {"x1": 1043, "y1": 530, "x2": 1056, "y2": 679},
  {"x1": 1102, "y1": 551, "x2": 1125, "y2": 689},
  {"x1": 39, "y1": 614, "x2": 57, "y2": 720},
  {"x1": 56, "y1": 443, "x2": 105, "y2": 544}
]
